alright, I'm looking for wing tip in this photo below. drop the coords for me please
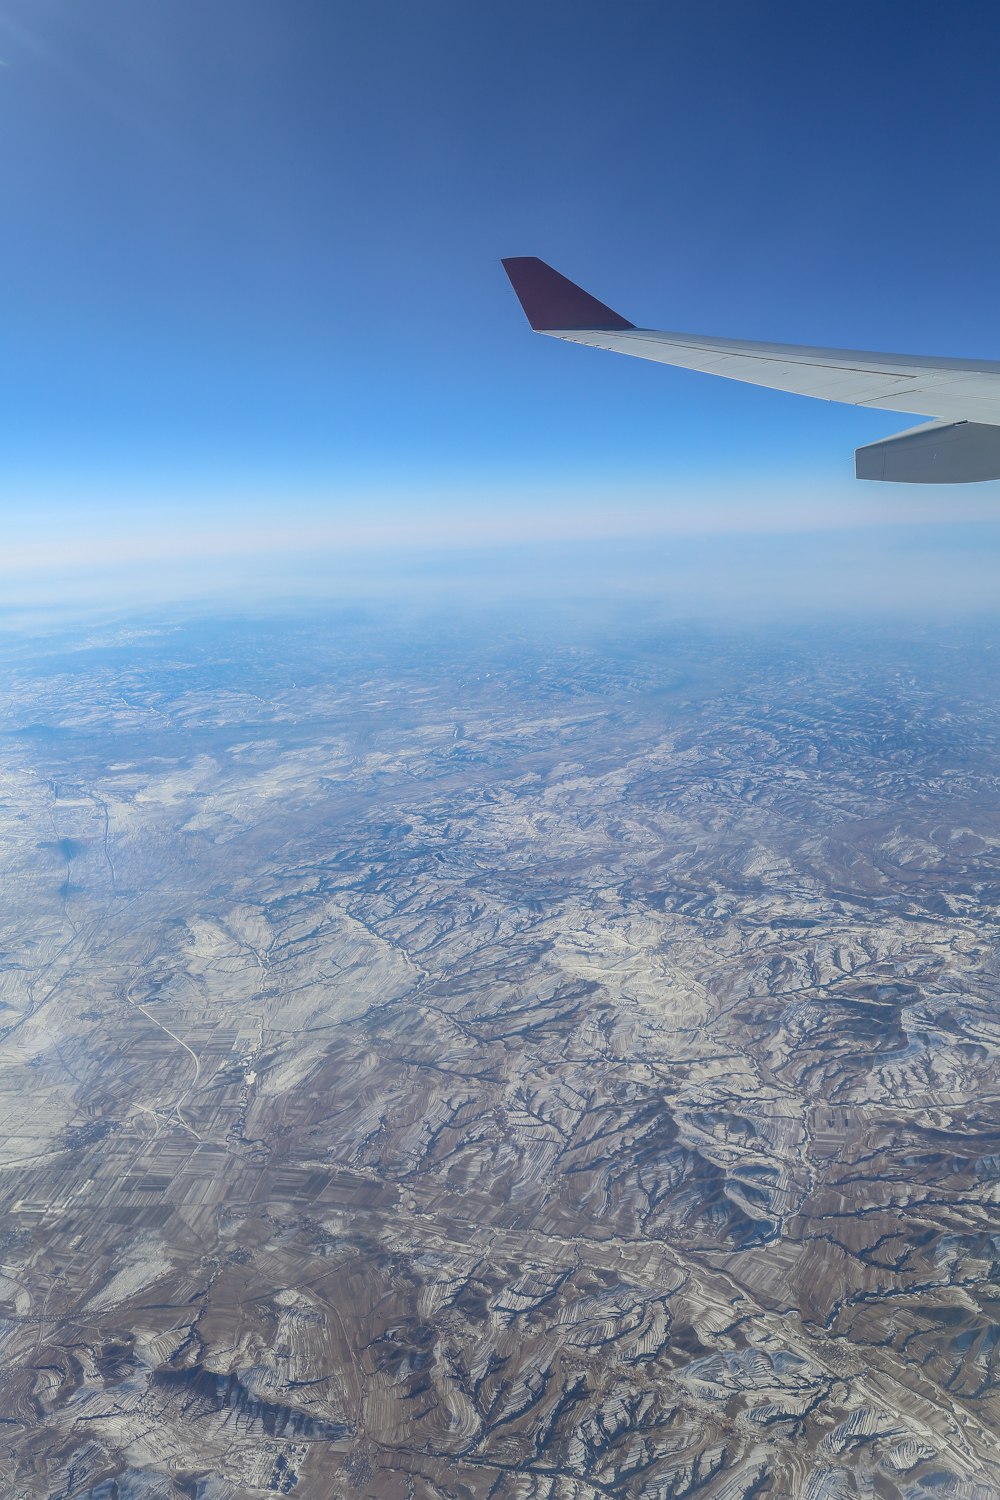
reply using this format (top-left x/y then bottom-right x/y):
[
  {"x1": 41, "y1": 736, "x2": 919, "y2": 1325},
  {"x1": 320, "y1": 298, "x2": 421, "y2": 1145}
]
[{"x1": 501, "y1": 256, "x2": 634, "y2": 332}]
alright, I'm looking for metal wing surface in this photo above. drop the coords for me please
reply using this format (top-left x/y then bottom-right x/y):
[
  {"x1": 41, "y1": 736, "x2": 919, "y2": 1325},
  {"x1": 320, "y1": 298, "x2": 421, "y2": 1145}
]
[{"x1": 501, "y1": 256, "x2": 1000, "y2": 482}]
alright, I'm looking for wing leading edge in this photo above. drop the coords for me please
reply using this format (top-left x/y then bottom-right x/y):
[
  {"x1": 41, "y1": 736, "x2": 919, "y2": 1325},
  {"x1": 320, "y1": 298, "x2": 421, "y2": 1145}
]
[{"x1": 501, "y1": 256, "x2": 1000, "y2": 483}]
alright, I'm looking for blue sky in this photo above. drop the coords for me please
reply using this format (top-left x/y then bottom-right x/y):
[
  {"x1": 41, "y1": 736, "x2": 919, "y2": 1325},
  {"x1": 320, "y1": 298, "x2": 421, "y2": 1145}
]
[{"x1": 2, "y1": 0, "x2": 1000, "y2": 606}]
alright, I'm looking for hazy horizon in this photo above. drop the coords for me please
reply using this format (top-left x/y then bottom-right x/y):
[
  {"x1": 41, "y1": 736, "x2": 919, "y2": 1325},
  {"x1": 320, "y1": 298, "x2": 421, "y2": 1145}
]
[{"x1": 3, "y1": 509, "x2": 1000, "y2": 625}]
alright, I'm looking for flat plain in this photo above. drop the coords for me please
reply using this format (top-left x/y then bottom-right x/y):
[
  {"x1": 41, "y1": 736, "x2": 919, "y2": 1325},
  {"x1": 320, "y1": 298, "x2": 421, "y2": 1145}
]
[{"x1": 2, "y1": 606, "x2": 1000, "y2": 1498}]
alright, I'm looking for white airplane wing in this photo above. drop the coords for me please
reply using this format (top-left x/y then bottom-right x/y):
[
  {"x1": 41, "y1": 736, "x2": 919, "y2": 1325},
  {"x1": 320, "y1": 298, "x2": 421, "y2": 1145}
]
[{"x1": 501, "y1": 256, "x2": 1000, "y2": 483}]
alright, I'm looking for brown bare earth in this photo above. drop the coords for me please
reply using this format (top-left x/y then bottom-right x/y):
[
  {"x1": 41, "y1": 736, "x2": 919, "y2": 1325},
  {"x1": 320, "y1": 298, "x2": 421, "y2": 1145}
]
[{"x1": 2, "y1": 607, "x2": 1000, "y2": 1498}]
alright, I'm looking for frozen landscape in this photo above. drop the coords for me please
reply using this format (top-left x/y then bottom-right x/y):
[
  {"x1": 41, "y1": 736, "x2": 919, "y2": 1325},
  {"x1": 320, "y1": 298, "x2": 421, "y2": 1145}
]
[{"x1": 2, "y1": 604, "x2": 1000, "y2": 1497}]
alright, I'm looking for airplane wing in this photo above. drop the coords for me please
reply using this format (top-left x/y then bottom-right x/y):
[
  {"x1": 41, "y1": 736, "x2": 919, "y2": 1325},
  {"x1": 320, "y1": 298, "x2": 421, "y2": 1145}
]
[{"x1": 501, "y1": 256, "x2": 1000, "y2": 482}]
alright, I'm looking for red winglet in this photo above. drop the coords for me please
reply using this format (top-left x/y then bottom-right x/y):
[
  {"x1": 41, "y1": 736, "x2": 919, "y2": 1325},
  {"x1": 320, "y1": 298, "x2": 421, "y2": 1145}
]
[{"x1": 501, "y1": 256, "x2": 634, "y2": 332}]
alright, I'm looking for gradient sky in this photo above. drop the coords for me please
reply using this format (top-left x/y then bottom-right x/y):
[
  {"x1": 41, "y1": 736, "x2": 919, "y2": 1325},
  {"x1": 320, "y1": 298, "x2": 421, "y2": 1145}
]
[{"x1": 2, "y1": 0, "x2": 1000, "y2": 604}]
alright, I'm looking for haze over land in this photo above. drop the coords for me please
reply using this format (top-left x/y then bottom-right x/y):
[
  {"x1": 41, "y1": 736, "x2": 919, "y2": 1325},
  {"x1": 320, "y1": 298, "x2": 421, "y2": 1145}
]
[{"x1": 3, "y1": 599, "x2": 1000, "y2": 1497}]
